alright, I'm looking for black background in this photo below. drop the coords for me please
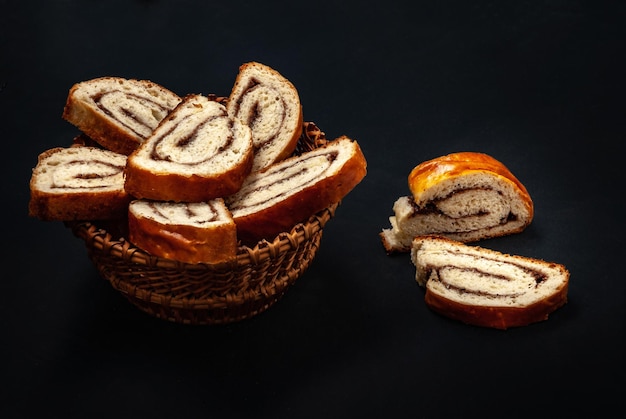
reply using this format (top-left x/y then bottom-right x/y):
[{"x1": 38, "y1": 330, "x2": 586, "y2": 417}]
[{"x1": 2, "y1": 1, "x2": 624, "y2": 418}]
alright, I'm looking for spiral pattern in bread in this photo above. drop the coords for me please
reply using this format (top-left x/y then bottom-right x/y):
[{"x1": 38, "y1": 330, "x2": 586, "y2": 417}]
[
  {"x1": 227, "y1": 62, "x2": 303, "y2": 172},
  {"x1": 28, "y1": 146, "x2": 131, "y2": 221},
  {"x1": 125, "y1": 94, "x2": 254, "y2": 202},
  {"x1": 62, "y1": 77, "x2": 182, "y2": 155},
  {"x1": 225, "y1": 135, "x2": 367, "y2": 245},
  {"x1": 381, "y1": 152, "x2": 534, "y2": 253},
  {"x1": 411, "y1": 236, "x2": 569, "y2": 329}
]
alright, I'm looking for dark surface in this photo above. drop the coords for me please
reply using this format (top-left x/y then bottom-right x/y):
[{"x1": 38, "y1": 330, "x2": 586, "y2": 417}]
[{"x1": 3, "y1": 1, "x2": 624, "y2": 418}]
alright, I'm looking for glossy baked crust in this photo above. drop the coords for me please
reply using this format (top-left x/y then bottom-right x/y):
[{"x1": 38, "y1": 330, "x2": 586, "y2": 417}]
[
  {"x1": 408, "y1": 151, "x2": 534, "y2": 218},
  {"x1": 127, "y1": 201, "x2": 238, "y2": 264},
  {"x1": 380, "y1": 151, "x2": 535, "y2": 253},
  {"x1": 124, "y1": 155, "x2": 253, "y2": 203},
  {"x1": 424, "y1": 284, "x2": 569, "y2": 330},
  {"x1": 227, "y1": 136, "x2": 367, "y2": 245},
  {"x1": 412, "y1": 235, "x2": 569, "y2": 330}
]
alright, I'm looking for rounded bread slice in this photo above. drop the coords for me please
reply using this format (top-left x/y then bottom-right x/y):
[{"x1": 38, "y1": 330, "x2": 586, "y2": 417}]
[
  {"x1": 29, "y1": 146, "x2": 131, "y2": 221},
  {"x1": 226, "y1": 62, "x2": 303, "y2": 172},
  {"x1": 124, "y1": 94, "x2": 254, "y2": 202},
  {"x1": 381, "y1": 152, "x2": 534, "y2": 253},
  {"x1": 62, "y1": 77, "x2": 182, "y2": 155},
  {"x1": 225, "y1": 135, "x2": 367, "y2": 245},
  {"x1": 127, "y1": 199, "x2": 238, "y2": 264},
  {"x1": 410, "y1": 235, "x2": 569, "y2": 329}
]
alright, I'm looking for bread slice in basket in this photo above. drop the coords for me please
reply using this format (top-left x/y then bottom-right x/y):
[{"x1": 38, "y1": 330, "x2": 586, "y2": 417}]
[
  {"x1": 225, "y1": 135, "x2": 367, "y2": 245},
  {"x1": 124, "y1": 94, "x2": 254, "y2": 202},
  {"x1": 227, "y1": 61, "x2": 303, "y2": 173},
  {"x1": 128, "y1": 198, "x2": 238, "y2": 264},
  {"x1": 29, "y1": 146, "x2": 131, "y2": 221},
  {"x1": 62, "y1": 77, "x2": 182, "y2": 155}
]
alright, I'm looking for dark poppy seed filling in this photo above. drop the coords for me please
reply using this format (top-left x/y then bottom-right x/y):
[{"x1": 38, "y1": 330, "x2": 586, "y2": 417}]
[
  {"x1": 148, "y1": 112, "x2": 233, "y2": 165},
  {"x1": 411, "y1": 187, "x2": 498, "y2": 215},
  {"x1": 92, "y1": 91, "x2": 172, "y2": 139},
  {"x1": 410, "y1": 236, "x2": 568, "y2": 329},
  {"x1": 146, "y1": 201, "x2": 221, "y2": 226},
  {"x1": 227, "y1": 150, "x2": 339, "y2": 213},
  {"x1": 231, "y1": 77, "x2": 285, "y2": 149},
  {"x1": 425, "y1": 250, "x2": 549, "y2": 299},
  {"x1": 51, "y1": 159, "x2": 125, "y2": 190},
  {"x1": 406, "y1": 187, "x2": 515, "y2": 234}
]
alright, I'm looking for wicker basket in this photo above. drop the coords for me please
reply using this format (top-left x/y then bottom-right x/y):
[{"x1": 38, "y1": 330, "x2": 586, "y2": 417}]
[{"x1": 68, "y1": 122, "x2": 338, "y2": 325}]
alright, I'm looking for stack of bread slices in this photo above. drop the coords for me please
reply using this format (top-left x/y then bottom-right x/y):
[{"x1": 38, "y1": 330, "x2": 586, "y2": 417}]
[{"x1": 29, "y1": 62, "x2": 367, "y2": 264}]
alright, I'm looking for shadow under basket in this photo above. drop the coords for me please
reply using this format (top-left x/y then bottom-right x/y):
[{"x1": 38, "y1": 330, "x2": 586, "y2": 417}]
[{"x1": 68, "y1": 122, "x2": 339, "y2": 325}]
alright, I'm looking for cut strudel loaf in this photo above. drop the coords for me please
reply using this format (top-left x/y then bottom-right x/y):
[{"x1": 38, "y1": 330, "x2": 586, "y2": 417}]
[{"x1": 381, "y1": 152, "x2": 534, "y2": 253}]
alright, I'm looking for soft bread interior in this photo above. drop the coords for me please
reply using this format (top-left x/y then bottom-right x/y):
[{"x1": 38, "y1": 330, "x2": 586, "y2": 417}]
[
  {"x1": 129, "y1": 199, "x2": 233, "y2": 227},
  {"x1": 130, "y1": 96, "x2": 252, "y2": 175},
  {"x1": 226, "y1": 138, "x2": 356, "y2": 217},
  {"x1": 411, "y1": 237, "x2": 569, "y2": 308},
  {"x1": 227, "y1": 62, "x2": 302, "y2": 172},
  {"x1": 67, "y1": 77, "x2": 181, "y2": 139},
  {"x1": 382, "y1": 173, "x2": 532, "y2": 251},
  {"x1": 31, "y1": 147, "x2": 126, "y2": 193}
]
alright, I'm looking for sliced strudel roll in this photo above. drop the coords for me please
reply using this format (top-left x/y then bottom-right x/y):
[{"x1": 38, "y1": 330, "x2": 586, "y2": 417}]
[
  {"x1": 381, "y1": 152, "x2": 534, "y2": 253},
  {"x1": 410, "y1": 236, "x2": 569, "y2": 329},
  {"x1": 62, "y1": 77, "x2": 182, "y2": 155},
  {"x1": 225, "y1": 135, "x2": 367, "y2": 245},
  {"x1": 128, "y1": 199, "x2": 238, "y2": 264},
  {"x1": 29, "y1": 146, "x2": 131, "y2": 221},
  {"x1": 226, "y1": 62, "x2": 303, "y2": 172},
  {"x1": 124, "y1": 94, "x2": 254, "y2": 202}
]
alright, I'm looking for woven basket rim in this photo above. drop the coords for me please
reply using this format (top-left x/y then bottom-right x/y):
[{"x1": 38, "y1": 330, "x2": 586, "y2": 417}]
[{"x1": 69, "y1": 202, "x2": 338, "y2": 271}]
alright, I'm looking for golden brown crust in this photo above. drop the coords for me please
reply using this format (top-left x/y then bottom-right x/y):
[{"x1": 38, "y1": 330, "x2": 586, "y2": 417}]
[
  {"x1": 123, "y1": 160, "x2": 253, "y2": 202},
  {"x1": 272, "y1": 107, "x2": 303, "y2": 163},
  {"x1": 413, "y1": 235, "x2": 570, "y2": 329},
  {"x1": 232, "y1": 136, "x2": 367, "y2": 245},
  {"x1": 424, "y1": 280, "x2": 569, "y2": 330},
  {"x1": 127, "y1": 206, "x2": 238, "y2": 264},
  {"x1": 63, "y1": 97, "x2": 141, "y2": 155},
  {"x1": 29, "y1": 188, "x2": 130, "y2": 221},
  {"x1": 408, "y1": 151, "x2": 534, "y2": 220}
]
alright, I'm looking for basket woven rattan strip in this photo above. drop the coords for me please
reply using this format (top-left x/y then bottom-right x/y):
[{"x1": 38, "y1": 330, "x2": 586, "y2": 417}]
[{"x1": 69, "y1": 122, "x2": 338, "y2": 325}]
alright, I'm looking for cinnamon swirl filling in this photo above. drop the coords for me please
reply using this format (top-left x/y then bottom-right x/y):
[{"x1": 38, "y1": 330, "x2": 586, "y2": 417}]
[
  {"x1": 51, "y1": 158, "x2": 125, "y2": 190},
  {"x1": 138, "y1": 201, "x2": 224, "y2": 226},
  {"x1": 410, "y1": 187, "x2": 515, "y2": 234},
  {"x1": 417, "y1": 249, "x2": 551, "y2": 306},
  {"x1": 93, "y1": 91, "x2": 172, "y2": 139},
  {"x1": 227, "y1": 151, "x2": 336, "y2": 214},
  {"x1": 231, "y1": 78, "x2": 286, "y2": 149},
  {"x1": 149, "y1": 113, "x2": 234, "y2": 165}
]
